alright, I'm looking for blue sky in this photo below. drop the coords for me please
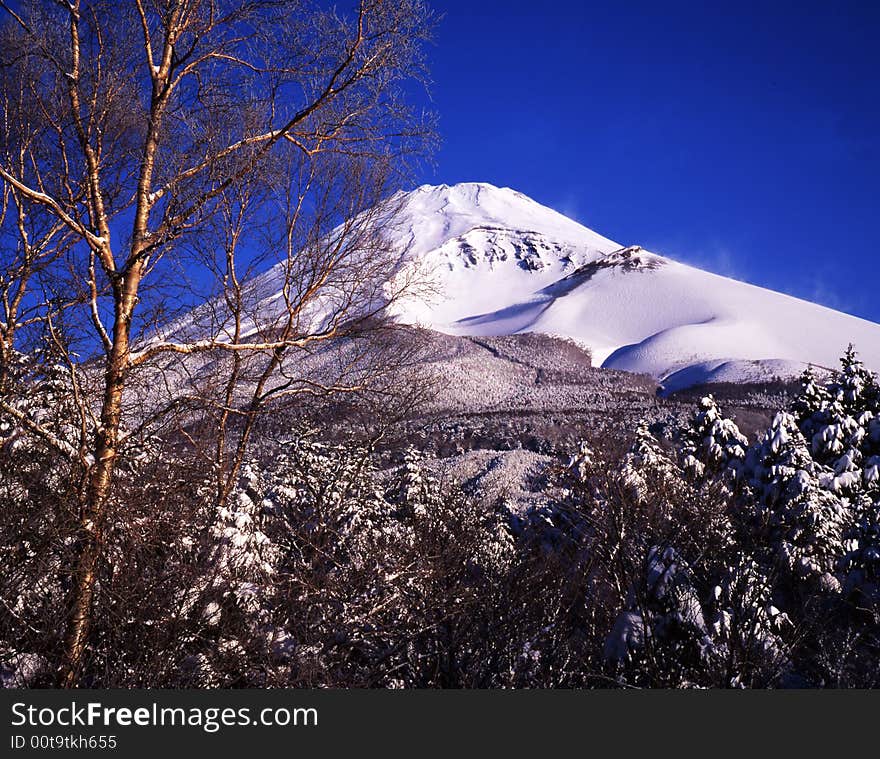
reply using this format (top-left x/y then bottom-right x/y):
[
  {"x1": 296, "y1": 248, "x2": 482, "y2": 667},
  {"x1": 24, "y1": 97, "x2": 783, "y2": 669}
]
[{"x1": 415, "y1": 1, "x2": 879, "y2": 323}]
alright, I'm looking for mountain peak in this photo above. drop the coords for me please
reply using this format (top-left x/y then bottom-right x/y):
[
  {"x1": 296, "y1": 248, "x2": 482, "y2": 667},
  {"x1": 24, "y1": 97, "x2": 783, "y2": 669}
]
[
  {"x1": 409, "y1": 180, "x2": 513, "y2": 197},
  {"x1": 387, "y1": 183, "x2": 880, "y2": 387},
  {"x1": 391, "y1": 181, "x2": 620, "y2": 260},
  {"x1": 166, "y1": 181, "x2": 880, "y2": 392}
]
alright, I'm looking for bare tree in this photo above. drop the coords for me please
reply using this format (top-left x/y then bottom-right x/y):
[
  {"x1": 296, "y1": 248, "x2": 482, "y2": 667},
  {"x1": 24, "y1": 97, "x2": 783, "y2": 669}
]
[{"x1": 0, "y1": 0, "x2": 435, "y2": 686}]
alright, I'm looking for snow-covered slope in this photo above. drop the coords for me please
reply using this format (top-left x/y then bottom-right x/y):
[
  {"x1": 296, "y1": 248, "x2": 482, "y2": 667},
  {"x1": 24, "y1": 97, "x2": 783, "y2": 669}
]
[{"x1": 382, "y1": 183, "x2": 880, "y2": 389}]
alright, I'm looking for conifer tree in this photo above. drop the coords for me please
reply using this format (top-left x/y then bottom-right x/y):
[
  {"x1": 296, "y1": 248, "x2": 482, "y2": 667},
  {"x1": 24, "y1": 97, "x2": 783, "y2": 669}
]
[
  {"x1": 707, "y1": 557, "x2": 790, "y2": 686},
  {"x1": 748, "y1": 413, "x2": 847, "y2": 590},
  {"x1": 681, "y1": 395, "x2": 749, "y2": 483},
  {"x1": 829, "y1": 345, "x2": 880, "y2": 417},
  {"x1": 843, "y1": 494, "x2": 880, "y2": 605},
  {"x1": 792, "y1": 365, "x2": 831, "y2": 440},
  {"x1": 604, "y1": 545, "x2": 711, "y2": 685}
]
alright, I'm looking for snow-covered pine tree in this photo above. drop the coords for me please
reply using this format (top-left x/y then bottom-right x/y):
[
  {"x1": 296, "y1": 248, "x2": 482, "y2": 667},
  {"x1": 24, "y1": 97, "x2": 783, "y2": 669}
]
[
  {"x1": 604, "y1": 545, "x2": 712, "y2": 686},
  {"x1": 792, "y1": 365, "x2": 831, "y2": 440},
  {"x1": 212, "y1": 463, "x2": 279, "y2": 592},
  {"x1": 681, "y1": 395, "x2": 749, "y2": 483},
  {"x1": 620, "y1": 421, "x2": 681, "y2": 505},
  {"x1": 387, "y1": 446, "x2": 441, "y2": 517},
  {"x1": 566, "y1": 440, "x2": 594, "y2": 484},
  {"x1": 707, "y1": 557, "x2": 791, "y2": 687},
  {"x1": 842, "y1": 494, "x2": 880, "y2": 606},
  {"x1": 797, "y1": 347, "x2": 879, "y2": 498},
  {"x1": 747, "y1": 412, "x2": 848, "y2": 590},
  {"x1": 828, "y1": 345, "x2": 880, "y2": 418},
  {"x1": 0, "y1": 346, "x2": 80, "y2": 456},
  {"x1": 0, "y1": 346, "x2": 83, "y2": 686},
  {"x1": 613, "y1": 419, "x2": 736, "y2": 559},
  {"x1": 171, "y1": 461, "x2": 282, "y2": 685}
]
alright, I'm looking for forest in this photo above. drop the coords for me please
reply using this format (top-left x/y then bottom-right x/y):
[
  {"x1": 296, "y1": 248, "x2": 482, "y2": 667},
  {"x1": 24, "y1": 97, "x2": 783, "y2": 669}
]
[{"x1": 2, "y1": 345, "x2": 879, "y2": 687}]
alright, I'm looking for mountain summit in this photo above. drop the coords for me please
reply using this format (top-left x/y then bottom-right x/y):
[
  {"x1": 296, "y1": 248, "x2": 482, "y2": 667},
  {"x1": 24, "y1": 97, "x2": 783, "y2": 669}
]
[{"x1": 383, "y1": 182, "x2": 880, "y2": 391}]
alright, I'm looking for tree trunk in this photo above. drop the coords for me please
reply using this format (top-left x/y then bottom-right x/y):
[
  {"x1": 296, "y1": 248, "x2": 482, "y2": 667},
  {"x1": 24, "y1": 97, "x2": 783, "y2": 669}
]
[{"x1": 59, "y1": 277, "x2": 136, "y2": 687}]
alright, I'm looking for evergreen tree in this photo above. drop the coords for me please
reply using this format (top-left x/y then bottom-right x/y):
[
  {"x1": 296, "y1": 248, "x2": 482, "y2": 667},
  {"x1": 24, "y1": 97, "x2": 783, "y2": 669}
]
[
  {"x1": 792, "y1": 365, "x2": 831, "y2": 440},
  {"x1": 566, "y1": 440, "x2": 594, "y2": 483},
  {"x1": 795, "y1": 348, "x2": 878, "y2": 500},
  {"x1": 707, "y1": 557, "x2": 791, "y2": 686},
  {"x1": 828, "y1": 345, "x2": 880, "y2": 417},
  {"x1": 604, "y1": 545, "x2": 711, "y2": 685},
  {"x1": 748, "y1": 413, "x2": 847, "y2": 590},
  {"x1": 0, "y1": 347, "x2": 79, "y2": 455},
  {"x1": 387, "y1": 446, "x2": 441, "y2": 517},
  {"x1": 842, "y1": 494, "x2": 880, "y2": 605},
  {"x1": 620, "y1": 421, "x2": 682, "y2": 505},
  {"x1": 681, "y1": 395, "x2": 749, "y2": 483}
]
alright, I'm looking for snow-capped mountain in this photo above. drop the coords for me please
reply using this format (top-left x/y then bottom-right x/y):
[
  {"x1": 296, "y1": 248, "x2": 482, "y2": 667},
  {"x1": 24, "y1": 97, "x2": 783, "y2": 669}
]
[
  {"x1": 158, "y1": 181, "x2": 880, "y2": 392},
  {"x1": 380, "y1": 182, "x2": 880, "y2": 391}
]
